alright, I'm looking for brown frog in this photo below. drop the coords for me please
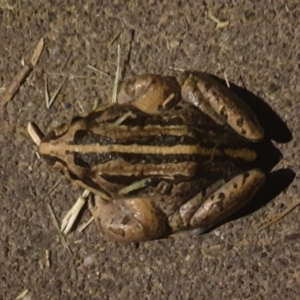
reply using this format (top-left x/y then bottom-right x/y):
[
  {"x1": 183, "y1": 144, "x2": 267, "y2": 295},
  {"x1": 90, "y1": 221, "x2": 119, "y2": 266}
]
[{"x1": 37, "y1": 72, "x2": 265, "y2": 243}]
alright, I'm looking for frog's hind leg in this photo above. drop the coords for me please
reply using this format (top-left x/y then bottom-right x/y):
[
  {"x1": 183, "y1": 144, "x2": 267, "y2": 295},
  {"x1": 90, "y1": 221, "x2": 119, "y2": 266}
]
[
  {"x1": 173, "y1": 168, "x2": 265, "y2": 234},
  {"x1": 179, "y1": 72, "x2": 264, "y2": 142}
]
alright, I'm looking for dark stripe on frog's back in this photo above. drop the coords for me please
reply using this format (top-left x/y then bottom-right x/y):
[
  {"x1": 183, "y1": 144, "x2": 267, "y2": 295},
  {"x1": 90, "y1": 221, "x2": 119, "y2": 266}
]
[
  {"x1": 74, "y1": 151, "x2": 207, "y2": 167},
  {"x1": 72, "y1": 127, "x2": 199, "y2": 147}
]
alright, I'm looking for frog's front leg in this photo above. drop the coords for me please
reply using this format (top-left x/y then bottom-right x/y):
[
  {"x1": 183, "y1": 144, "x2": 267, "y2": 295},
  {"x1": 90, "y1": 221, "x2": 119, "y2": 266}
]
[
  {"x1": 89, "y1": 196, "x2": 169, "y2": 243},
  {"x1": 169, "y1": 168, "x2": 265, "y2": 234},
  {"x1": 179, "y1": 73, "x2": 264, "y2": 142}
]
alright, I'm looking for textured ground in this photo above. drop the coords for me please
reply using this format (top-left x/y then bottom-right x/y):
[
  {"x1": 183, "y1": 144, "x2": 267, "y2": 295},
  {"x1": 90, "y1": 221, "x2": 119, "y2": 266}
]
[{"x1": 1, "y1": 1, "x2": 300, "y2": 299}]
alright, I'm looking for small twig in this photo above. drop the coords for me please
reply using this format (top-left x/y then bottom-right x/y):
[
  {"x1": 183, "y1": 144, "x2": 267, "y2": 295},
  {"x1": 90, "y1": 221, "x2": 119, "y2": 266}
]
[
  {"x1": 1, "y1": 38, "x2": 44, "y2": 107},
  {"x1": 1, "y1": 65, "x2": 32, "y2": 107}
]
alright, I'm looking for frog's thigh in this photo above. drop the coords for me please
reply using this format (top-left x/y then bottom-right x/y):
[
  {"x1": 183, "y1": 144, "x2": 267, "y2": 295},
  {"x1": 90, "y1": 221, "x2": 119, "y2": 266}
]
[
  {"x1": 190, "y1": 169, "x2": 265, "y2": 229},
  {"x1": 89, "y1": 196, "x2": 168, "y2": 243}
]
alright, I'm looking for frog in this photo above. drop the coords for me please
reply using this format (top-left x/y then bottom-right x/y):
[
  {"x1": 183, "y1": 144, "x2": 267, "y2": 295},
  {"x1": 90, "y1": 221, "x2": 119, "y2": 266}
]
[{"x1": 36, "y1": 72, "x2": 265, "y2": 243}]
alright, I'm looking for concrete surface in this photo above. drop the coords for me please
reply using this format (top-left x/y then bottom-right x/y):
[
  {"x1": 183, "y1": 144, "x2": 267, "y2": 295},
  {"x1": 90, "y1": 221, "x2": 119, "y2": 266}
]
[{"x1": 1, "y1": 1, "x2": 300, "y2": 299}]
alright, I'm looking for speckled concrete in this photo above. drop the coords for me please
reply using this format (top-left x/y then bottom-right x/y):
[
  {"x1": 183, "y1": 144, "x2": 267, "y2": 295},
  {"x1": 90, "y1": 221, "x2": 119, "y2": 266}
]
[{"x1": 1, "y1": 1, "x2": 300, "y2": 299}]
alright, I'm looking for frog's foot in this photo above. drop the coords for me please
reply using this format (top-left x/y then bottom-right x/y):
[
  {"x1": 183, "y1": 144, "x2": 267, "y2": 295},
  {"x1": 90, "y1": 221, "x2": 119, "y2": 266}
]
[
  {"x1": 117, "y1": 74, "x2": 181, "y2": 113},
  {"x1": 89, "y1": 196, "x2": 169, "y2": 243},
  {"x1": 170, "y1": 169, "x2": 265, "y2": 233},
  {"x1": 179, "y1": 72, "x2": 264, "y2": 142}
]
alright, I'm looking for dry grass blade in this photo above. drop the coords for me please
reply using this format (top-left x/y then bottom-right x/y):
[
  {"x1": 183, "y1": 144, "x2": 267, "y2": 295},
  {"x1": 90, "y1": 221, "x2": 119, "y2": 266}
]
[
  {"x1": 118, "y1": 178, "x2": 151, "y2": 195},
  {"x1": 87, "y1": 65, "x2": 109, "y2": 77},
  {"x1": 120, "y1": 29, "x2": 135, "y2": 81},
  {"x1": 31, "y1": 38, "x2": 44, "y2": 66},
  {"x1": 78, "y1": 216, "x2": 94, "y2": 232},
  {"x1": 61, "y1": 189, "x2": 90, "y2": 234},
  {"x1": 110, "y1": 111, "x2": 133, "y2": 128},
  {"x1": 27, "y1": 122, "x2": 43, "y2": 146},
  {"x1": 259, "y1": 199, "x2": 300, "y2": 231},
  {"x1": 45, "y1": 180, "x2": 61, "y2": 197},
  {"x1": 46, "y1": 77, "x2": 67, "y2": 109},
  {"x1": 108, "y1": 29, "x2": 124, "y2": 48},
  {"x1": 216, "y1": 21, "x2": 230, "y2": 29},
  {"x1": 46, "y1": 249, "x2": 51, "y2": 267},
  {"x1": 0, "y1": 86, "x2": 6, "y2": 94},
  {"x1": 46, "y1": 71, "x2": 89, "y2": 79},
  {"x1": 1, "y1": 38, "x2": 44, "y2": 107},
  {"x1": 47, "y1": 203, "x2": 72, "y2": 256},
  {"x1": 224, "y1": 72, "x2": 230, "y2": 88},
  {"x1": 209, "y1": 14, "x2": 230, "y2": 29},
  {"x1": 15, "y1": 289, "x2": 29, "y2": 300},
  {"x1": 44, "y1": 76, "x2": 50, "y2": 107},
  {"x1": 209, "y1": 14, "x2": 220, "y2": 23},
  {"x1": 59, "y1": 51, "x2": 72, "y2": 72},
  {"x1": 112, "y1": 44, "x2": 121, "y2": 103},
  {"x1": 91, "y1": 98, "x2": 99, "y2": 111}
]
